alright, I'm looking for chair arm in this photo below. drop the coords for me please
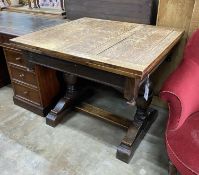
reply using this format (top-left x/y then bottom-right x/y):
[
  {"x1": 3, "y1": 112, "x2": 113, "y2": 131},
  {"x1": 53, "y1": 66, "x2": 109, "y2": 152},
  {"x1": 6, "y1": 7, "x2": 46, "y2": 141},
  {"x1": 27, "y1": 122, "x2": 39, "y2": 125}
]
[{"x1": 160, "y1": 59, "x2": 199, "y2": 130}]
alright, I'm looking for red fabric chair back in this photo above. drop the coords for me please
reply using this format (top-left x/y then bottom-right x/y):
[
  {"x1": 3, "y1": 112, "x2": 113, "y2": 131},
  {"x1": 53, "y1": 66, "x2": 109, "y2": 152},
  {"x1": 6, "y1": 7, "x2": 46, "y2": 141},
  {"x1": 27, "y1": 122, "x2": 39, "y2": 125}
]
[
  {"x1": 160, "y1": 28, "x2": 199, "y2": 175},
  {"x1": 184, "y1": 29, "x2": 199, "y2": 64}
]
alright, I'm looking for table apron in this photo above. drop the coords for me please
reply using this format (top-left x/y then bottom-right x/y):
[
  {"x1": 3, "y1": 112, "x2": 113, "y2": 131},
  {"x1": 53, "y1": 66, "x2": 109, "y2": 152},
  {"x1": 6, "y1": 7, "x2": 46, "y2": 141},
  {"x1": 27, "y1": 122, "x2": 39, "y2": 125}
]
[{"x1": 23, "y1": 51, "x2": 127, "y2": 92}]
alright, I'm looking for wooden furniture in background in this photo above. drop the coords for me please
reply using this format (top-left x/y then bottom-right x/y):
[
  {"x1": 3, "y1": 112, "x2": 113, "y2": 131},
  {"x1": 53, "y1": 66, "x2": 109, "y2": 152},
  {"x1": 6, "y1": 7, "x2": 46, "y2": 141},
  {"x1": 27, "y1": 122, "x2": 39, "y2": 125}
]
[
  {"x1": 189, "y1": 0, "x2": 199, "y2": 36},
  {"x1": 152, "y1": 0, "x2": 195, "y2": 96},
  {"x1": 0, "y1": 11, "x2": 64, "y2": 115},
  {"x1": 0, "y1": 47, "x2": 10, "y2": 87},
  {"x1": 12, "y1": 18, "x2": 183, "y2": 163},
  {"x1": 65, "y1": 0, "x2": 158, "y2": 24},
  {"x1": 28, "y1": 0, "x2": 40, "y2": 9}
]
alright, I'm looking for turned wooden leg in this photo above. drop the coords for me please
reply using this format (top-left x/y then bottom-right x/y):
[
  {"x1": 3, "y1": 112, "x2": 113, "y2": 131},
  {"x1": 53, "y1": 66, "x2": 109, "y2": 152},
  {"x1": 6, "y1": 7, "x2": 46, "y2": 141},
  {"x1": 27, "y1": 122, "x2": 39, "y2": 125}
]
[
  {"x1": 60, "y1": 0, "x2": 64, "y2": 11},
  {"x1": 46, "y1": 74, "x2": 78, "y2": 127},
  {"x1": 37, "y1": 0, "x2": 40, "y2": 8},
  {"x1": 134, "y1": 78, "x2": 154, "y2": 125},
  {"x1": 28, "y1": 0, "x2": 32, "y2": 9},
  {"x1": 60, "y1": 0, "x2": 66, "y2": 18},
  {"x1": 169, "y1": 161, "x2": 177, "y2": 175},
  {"x1": 117, "y1": 77, "x2": 158, "y2": 163},
  {"x1": 33, "y1": 0, "x2": 38, "y2": 8}
]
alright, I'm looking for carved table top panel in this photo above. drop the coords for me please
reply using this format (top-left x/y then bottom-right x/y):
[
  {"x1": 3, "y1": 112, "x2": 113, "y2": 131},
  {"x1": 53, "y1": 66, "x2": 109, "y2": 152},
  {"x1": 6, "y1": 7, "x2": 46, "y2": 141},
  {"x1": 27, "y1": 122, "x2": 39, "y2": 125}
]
[{"x1": 12, "y1": 18, "x2": 183, "y2": 79}]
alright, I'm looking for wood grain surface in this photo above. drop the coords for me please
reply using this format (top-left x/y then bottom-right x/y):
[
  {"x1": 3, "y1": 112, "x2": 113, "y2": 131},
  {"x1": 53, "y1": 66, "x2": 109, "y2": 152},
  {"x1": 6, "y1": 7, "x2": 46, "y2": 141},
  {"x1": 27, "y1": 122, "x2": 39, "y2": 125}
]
[
  {"x1": 189, "y1": 0, "x2": 199, "y2": 36},
  {"x1": 157, "y1": 0, "x2": 195, "y2": 32},
  {"x1": 12, "y1": 18, "x2": 183, "y2": 79},
  {"x1": 152, "y1": 0, "x2": 195, "y2": 95}
]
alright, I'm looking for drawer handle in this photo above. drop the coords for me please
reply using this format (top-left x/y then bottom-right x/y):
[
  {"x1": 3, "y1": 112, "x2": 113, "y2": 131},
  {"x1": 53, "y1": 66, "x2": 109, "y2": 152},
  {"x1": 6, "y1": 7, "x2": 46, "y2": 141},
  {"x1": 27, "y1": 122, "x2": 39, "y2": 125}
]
[
  {"x1": 16, "y1": 57, "x2": 22, "y2": 61},
  {"x1": 23, "y1": 91, "x2": 28, "y2": 95},
  {"x1": 19, "y1": 74, "x2": 25, "y2": 78}
]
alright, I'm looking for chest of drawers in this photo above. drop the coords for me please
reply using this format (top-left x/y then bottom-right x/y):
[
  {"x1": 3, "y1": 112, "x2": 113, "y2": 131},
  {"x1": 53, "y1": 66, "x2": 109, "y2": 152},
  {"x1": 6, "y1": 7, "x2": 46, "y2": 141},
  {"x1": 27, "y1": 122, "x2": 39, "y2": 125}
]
[
  {"x1": 0, "y1": 11, "x2": 64, "y2": 116},
  {"x1": 1, "y1": 34, "x2": 61, "y2": 116}
]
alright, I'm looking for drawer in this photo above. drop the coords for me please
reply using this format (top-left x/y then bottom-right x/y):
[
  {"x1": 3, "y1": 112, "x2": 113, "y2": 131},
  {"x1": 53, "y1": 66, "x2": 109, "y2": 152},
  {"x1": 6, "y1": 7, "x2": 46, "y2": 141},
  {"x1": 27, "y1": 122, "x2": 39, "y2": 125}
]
[
  {"x1": 13, "y1": 83, "x2": 41, "y2": 105},
  {"x1": 4, "y1": 49, "x2": 26, "y2": 67},
  {"x1": 10, "y1": 66, "x2": 37, "y2": 87}
]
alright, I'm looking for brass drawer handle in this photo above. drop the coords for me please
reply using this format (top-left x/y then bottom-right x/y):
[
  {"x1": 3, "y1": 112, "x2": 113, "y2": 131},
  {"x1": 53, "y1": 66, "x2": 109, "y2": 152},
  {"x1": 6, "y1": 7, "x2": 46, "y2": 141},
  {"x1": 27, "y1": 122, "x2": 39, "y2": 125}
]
[
  {"x1": 23, "y1": 91, "x2": 28, "y2": 95},
  {"x1": 19, "y1": 73, "x2": 25, "y2": 78},
  {"x1": 16, "y1": 57, "x2": 22, "y2": 61}
]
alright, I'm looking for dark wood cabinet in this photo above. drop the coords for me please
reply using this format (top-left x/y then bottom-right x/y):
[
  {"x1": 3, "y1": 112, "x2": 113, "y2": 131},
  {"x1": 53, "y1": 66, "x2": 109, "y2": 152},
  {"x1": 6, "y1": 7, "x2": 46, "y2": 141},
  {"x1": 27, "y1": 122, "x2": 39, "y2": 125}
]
[
  {"x1": 65, "y1": 0, "x2": 159, "y2": 24},
  {"x1": 2, "y1": 37, "x2": 61, "y2": 116},
  {"x1": 0, "y1": 11, "x2": 64, "y2": 116}
]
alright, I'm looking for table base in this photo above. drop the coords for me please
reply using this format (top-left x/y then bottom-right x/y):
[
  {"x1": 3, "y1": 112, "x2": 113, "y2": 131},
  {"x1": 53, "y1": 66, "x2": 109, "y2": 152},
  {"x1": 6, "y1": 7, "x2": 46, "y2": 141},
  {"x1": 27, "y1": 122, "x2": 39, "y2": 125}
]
[{"x1": 45, "y1": 73, "x2": 158, "y2": 163}]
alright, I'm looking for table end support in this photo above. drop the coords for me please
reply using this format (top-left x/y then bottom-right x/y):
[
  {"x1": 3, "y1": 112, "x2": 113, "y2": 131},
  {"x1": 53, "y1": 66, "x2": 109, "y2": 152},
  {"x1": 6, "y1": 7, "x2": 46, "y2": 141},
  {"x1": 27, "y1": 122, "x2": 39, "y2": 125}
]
[
  {"x1": 46, "y1": 74, "x2": 78, "y2": 127},
  {"x1": 116, "y1": 108, "x2": 158, "y2": 163},
  {"x1": 117, "y1": 77, "x2": 158, "y2": 163}
]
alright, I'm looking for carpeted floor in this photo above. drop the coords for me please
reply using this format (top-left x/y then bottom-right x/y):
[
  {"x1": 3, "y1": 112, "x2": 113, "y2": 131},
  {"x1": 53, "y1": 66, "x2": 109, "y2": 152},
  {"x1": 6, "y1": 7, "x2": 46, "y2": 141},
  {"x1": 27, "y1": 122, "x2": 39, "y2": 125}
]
[{"x1": 0, "y1": 85, "x2": 169, "y2": 175}]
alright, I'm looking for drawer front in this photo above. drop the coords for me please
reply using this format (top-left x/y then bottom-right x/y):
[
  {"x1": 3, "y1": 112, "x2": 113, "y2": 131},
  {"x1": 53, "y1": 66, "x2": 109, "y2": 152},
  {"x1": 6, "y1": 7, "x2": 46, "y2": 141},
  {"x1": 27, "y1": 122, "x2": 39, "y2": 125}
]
[
  {"x1": 10, "y1": 66, "x2": 37, "y2": 87},
  {"x1": 4, "y1": 49, "x2": 26, "y2": 67},
  {"x1": 13, "y1": 83, "x2": 41, "y2": 105}
]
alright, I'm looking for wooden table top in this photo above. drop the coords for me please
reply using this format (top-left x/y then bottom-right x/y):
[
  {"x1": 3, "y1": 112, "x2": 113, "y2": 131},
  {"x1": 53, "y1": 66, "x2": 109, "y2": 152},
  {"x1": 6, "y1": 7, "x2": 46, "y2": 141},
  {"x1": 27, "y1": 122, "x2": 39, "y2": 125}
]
[
  {"x1": 12, "y1": 18, "x2": 183, "y2": 78},
  {"x1": 0, "y1": 11, "x2": 64, "y2": 36}
]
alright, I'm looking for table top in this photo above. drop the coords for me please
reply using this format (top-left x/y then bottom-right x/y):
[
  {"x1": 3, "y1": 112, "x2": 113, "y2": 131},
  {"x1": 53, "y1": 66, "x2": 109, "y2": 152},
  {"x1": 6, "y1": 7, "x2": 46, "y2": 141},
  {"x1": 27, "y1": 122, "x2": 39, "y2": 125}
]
[
  {"x1": 12, "y1": 18, "x2": 183, "y2": 78},
  {"x1": 0, "y1": 11, "x2": 64, "y2": 36}
]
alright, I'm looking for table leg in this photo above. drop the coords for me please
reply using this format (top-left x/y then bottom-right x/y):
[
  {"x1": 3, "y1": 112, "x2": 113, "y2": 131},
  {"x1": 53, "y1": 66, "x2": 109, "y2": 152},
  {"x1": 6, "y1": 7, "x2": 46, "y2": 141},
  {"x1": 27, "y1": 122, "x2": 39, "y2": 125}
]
[
  {"x1": 46, "y1": 73, "x2": 78, "y2": 127},
  {"x1": 60, "y1": 0, "x2": 64, "y2": 11},
  {"x1": 116, "y1": 78, "x2": 158, "y2": 163},
  {"x1": 33, "y1": 0, "x2": 38, "y2": 8},
  {"x1": 28, "y1": 0, "x2": 32, "y2": 8},
  {"x1": 37, "y1": 0, "x2": 40, "y2": 8}
]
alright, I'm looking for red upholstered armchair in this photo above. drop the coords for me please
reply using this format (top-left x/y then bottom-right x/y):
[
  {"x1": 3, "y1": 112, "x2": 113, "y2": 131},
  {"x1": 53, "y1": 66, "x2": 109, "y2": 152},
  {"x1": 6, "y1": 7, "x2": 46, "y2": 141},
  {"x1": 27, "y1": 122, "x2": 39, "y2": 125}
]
[{"x1": 160, "y1": 29, "x2": 199, "y2": 175}]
